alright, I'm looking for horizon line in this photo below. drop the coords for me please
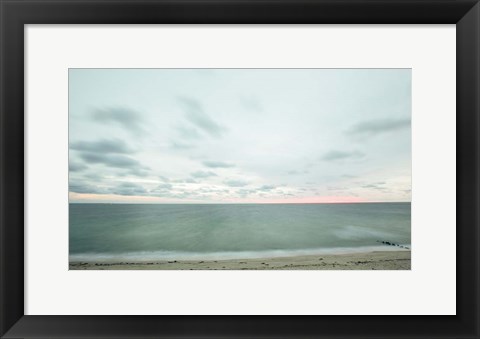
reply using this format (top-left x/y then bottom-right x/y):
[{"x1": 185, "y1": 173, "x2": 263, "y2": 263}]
[{"x1": 69, "y1": 201, "x2": 411, "y2": 205}]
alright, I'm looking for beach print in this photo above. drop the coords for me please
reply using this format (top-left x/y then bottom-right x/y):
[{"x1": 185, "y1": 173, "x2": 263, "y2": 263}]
[{"x1": 69, "y1": 69, "x2": 411, "y2": 270}]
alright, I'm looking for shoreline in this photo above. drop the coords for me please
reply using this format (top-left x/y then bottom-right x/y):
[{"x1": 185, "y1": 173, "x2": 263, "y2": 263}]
[{"x1": 69, "y1": 250, "x2": 411, "y2": 270}]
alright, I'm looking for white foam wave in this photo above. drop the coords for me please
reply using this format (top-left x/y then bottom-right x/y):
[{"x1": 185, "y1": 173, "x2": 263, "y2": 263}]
[{"x1": 69, "y1": 245, "x2": 411, "y2": 262}]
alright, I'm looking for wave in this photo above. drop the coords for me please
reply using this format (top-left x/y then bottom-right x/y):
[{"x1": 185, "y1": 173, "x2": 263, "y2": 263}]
[{"x1": 69, "y1": 245, "x2": 411, "y2": 262}]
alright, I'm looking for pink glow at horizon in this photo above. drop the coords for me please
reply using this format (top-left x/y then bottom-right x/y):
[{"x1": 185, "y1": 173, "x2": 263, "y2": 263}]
[
  {"x1": 69, "y1": 192, "x2": 366, "y2": 204},
  {"x1": 226, "y1": 196, "x2": 365, "y2": 204}
]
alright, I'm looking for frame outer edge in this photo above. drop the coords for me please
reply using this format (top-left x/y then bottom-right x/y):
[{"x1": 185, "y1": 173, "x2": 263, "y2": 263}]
[
  {"x1": 0, "y1": 0, "x2": 26, "y2": 337},
  {"x1": 1, "y1": 0, "x2": 480, "y2": 338},
  {"x1": 457, "y1": 2, "x2": 480, "y2": 338},
  {"x1": 0, "y1": 0, "x2": 4, "y2": 337}
]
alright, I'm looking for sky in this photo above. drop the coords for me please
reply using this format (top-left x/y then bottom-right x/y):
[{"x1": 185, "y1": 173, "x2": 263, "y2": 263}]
[{"x1": 69, "y1": 69, "x2": 411, "y2": 203}]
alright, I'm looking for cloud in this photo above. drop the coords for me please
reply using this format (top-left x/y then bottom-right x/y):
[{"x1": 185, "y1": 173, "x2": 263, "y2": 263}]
[
  {"x1": 69, "y1": 69, "x2": 411, "y2": 203},
  {"x1": 191, "y1": 170, "x2": 217, "y2": 178},
  {"x1": 79, "y1": 152, "x2": 148, "y2": 170},
  {"x1": 225, "y1": 179, "x2": 248, "y2": 187},
  {"x1": 150, "y1": 191, "x2": 173, "y2": 198},
  {"x1": 69, "y1": 160, "x2": 88, "y2": 172},
  {"x1": 149, "y1": 184, "x2": 173, "y2": 197},
  {"x1": 321, "y1": 150, "x2": 365, "y2": 161},
  {"x1": 149, "y1": 184, "x2": 202, "y2": 199},
  {"x1": 259, "y1": 185, "x2": 276, "y2": 191},
  {"x1": 348, "y1": 118, "x2": 410, "y2": 137},
  {"x1": 84, "y1": 173, "x2": 103, "y2": 180},
  {"x1": 69, "y1": 181, "x2": 107, "y2": 194},
  {"x1": 173, "y1": 178, "x2": 199, "y2": 184},
  {"x1": 110, "y1": 182, "x2": 147, "y2": 196},
  {"x1": 236, "y1": 188, "x2": 258, "y2": 197},
  {"x1": 70, "y1": 139, "x2": 148, "y2": 176},
  {"x1": 70, "y1": 138, "x2": 134, "y2": 154},
  {"x1": 157, "y1": 183, "x2": 173, "y2": 190},
  {"x1": 327, "y1": 186, "x2": 347, "y2": 191},
  {"x1": 92, "y1": 107, "x2": 146, "y2": 136},
  {"x1": 286, "y1": 169, "x2": 309, "y2": 175},
  {"x1": 179, "y1": 97, "x2": 226, "y2": 138},
  {"x1": 202, "y1": 161, "x2": 234, "y2": 168},
  {"x1": 362, "y1": 182, "x2": 387, "y2": 190},
  {"x1": 126, "y1": 168, "x2": 150, "y2": 177},
  {"x1": 159, "y1": 176, "x2": 170, "y2": 182}
]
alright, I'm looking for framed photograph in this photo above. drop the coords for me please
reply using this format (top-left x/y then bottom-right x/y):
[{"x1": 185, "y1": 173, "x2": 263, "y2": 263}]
[
  {"x1": 1, "y1": 0, "x2": 479, "y2": 338},
  {"x1": 68, "y1": 68, "x2": 412, "y2": 272}
]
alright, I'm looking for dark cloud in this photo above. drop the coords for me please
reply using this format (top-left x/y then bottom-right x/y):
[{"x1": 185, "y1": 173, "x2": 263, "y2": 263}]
[
  {"x1": 69, "y1": 181, "x2": 108, "y2": 194},
  {"x1": 348, "y1": 118, "x2": 410, "y2": 137},
  {"x1": 110, "y1": 182, "x2": 147, "y2": 196},
  {"x1": 149, "y1": 183, "x2": 199, "y2": 199},
  {"x1": 202, "y1": 161, "x2": 234, "y2": 168},
  {"x1": 191, "y1": 170, "x2": 217, "y2": 178},
  {"x1": 69, "y1": 160, "x2": 88, "y2": 172},
  {"x1": 79, "y1": 152, "x2": 148, "y2": 170},
  {"x1": 237, "y1": 188, "x2": 257, "y2": 197},
  {"x1": 225, "y1": 179, "x2": 248, "y2": 187},
  {"x1": 92, "y1": 107, "x2": 146, "y2": 136},
  {"x1": 362, "y1": 182, "x2": 387, "y2": 190},
  {"x1": 126, "y1": 168, "x2": 150, "y2": 177},
  {"x1": 321, "y1": 150, "x2": 365, "y2": 161},
  {"x1": 148, "y1": 182, "x2": 179, "y2": 198},
  {"x1": 71, "y1": 139, "x2": 148, "y2": 176},
  {"x1": 84, "y1": 173, "x2": 103, "y2": 181},
  {"x1": 179, "y1": 97, "x2": 226, "y2": 138},
  {"x1": 173, "y1": 178, "x2": 199, "y2": 184},
  {"x1": 70, "y1": 178, "x2": 152, "y2": 196},
  {"x1": 171, "y1": 192, "x2": 192, "y2": 199},
  {"x1": 259, "y1": 185, "x2": 276, "y2": 191},
  {"x1": 157, "y1": 183, "x2": 173, "y2": 190},
  {"x1": 70, "y1": 138, "x2": 134, "y2": 154}
]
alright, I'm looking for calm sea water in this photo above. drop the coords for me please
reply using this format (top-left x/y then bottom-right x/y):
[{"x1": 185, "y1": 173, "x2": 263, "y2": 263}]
[{"x1": 69, "y1": 203, "x2": 411, "y2": 261}]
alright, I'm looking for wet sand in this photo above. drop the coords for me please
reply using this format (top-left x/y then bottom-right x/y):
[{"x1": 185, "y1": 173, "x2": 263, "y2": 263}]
[{"x1": 69, "y1": 250, "x2": 410, "y2": 270}]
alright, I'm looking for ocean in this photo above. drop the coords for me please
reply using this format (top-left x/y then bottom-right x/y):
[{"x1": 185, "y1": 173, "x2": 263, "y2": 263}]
[{"x1": 69, "y1": 203, "x2": 411, "y2": 262}]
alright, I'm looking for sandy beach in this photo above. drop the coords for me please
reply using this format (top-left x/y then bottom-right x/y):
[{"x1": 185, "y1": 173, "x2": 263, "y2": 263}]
[{"x1": 69, "y1": 250, "x2": 410, "y2": 270}]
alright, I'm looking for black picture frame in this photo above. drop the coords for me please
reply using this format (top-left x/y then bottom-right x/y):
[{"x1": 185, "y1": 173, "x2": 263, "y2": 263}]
[{"x1": 1, "y1": 0, "x2": 479, "y2": 338}]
